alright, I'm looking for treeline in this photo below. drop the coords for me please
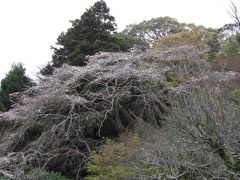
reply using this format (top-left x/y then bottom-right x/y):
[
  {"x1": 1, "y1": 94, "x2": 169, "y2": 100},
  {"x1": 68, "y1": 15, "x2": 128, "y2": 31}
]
[
  {"x1": 1, "y1": 0, "x2": 240, "y2": 112},
  {"x1": 40, "y1": 0, "x2": 144, "y2": 75},
  {"x1": 41, "y1": 0, "x2": 240, "y2": 75}
]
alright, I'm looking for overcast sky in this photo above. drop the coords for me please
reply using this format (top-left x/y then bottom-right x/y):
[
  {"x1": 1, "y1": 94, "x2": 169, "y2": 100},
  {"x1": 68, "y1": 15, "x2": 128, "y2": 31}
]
[{"x1": 0, "y1": 0, "x2": 236, "y2": 80}]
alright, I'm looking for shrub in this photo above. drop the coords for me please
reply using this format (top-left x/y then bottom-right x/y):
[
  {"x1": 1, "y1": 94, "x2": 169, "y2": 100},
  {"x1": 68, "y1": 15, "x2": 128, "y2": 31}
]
[
  {"x1": 231, "y1": 86, "x2": 240, "y2": 104},
  {"x1": 223, "y1": 37, "x2": 240, "y2": 55},
  {"x1": 87, "y1": 133, "x2": 140, "y2": 180},
  {"x1": 207, "y1": 33, "x2": 221, "y2": 60},
  {"x1": 160, "y1": 71, "x2": 183, "y2": 89},
  {"x1": 21, "y1": 165, "x2": 69, "y2": 180}
]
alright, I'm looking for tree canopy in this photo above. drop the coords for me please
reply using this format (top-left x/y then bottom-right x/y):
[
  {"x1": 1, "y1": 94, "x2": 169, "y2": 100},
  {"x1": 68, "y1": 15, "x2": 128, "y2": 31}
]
[
  {"x1": 0, "y1": 63, "x2": 33, "y2": 111},
  {"x1": 52, "y1": 0, "x2": 116, "y2": 67},
  {"x1": 152, "y1": 25, "x2": 212, "y2": 48},
  {"x1": 41, "y1": 0, "x2": 137, "y2": 75},
  {"x1": 122, "y1": 17, "x2": 184, "y2": 46}
]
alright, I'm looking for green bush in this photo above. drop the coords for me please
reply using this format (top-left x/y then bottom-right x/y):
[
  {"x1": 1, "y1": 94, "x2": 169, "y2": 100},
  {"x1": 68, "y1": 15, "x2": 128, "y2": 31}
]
[
  {"x1": 231, "y1": 86, "x2": 240, "y2": 103},
  {"x1": 207, "y1": 33, "x2": 221, "y2": 60},
  {"x1": 223, "y1": 37, "x2": 240, "y2": 55},
  {"x1": 160, "y1": 71, "x2": 181, "y2": 89},
  {"x1": 22, "y1": 165, "x2": 69, "y2": 180},
  {"x1": 87, "y1": 133, "x2": 140, "y2": 180},
  {"x1": 0, "y1": 177, "x2": 9, "y2": 180}
]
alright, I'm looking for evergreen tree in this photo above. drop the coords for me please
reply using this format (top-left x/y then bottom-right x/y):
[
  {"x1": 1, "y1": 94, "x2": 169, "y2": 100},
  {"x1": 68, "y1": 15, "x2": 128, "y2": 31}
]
[
  {"x1": 41, "y1": 0, "x2": 138, "y2": 76},
  {"x1": 0, "y1": 63, "x2": 33, "y2": 111},
  {"x1": 52, "y1": 0, "x2": 118, "y2": 67}
]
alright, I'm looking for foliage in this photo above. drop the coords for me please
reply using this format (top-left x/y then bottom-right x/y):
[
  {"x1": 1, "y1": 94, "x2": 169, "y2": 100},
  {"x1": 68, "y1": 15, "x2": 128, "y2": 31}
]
[
  {"x1": 0, "y1": 177, "x2": 8, "y2": 180},
  {"x1": 153, "y1": 25, "x2": 212, "y2": 51},
  {"x1": 87, "y1": 133, "x2": 140, "y2": 180},
  {"x1": 40, "y1": 62, "x2": 54, "y2": 76},
  {"x1": 22, "y1": 165, "x2": 69, "y2": 180},
  {"x1": 52, "y1": 0, "x2": 116, "y2": 67},
  {"x1": 231, "y1": 85, "x2": 240, "y2": 103},
  {"x1": 0, "y1": 63, "x2": 33, "y2": 111},
  {"x1": 42, "y1": 0, "x2": 135, "y2": 75},
  {"x1": 153, "y1": 31, "x2": 198, "y2": 49},
  {"x1": 216, "y1": 5, "x2": 240, "y2": 58},
  {"x1": 160, "y1": 71, "x2": 181, "y2": 89},
  {"x1": 218, "y1": 23, "x2": 239, "y2": 38},
  {"x1": 207, "y1": 33, "x2": 221, "y2": 60},
  {"x1": 236, "y1": 32, "x2": 240, "y2": 44},
  {"x1": 112, "y1": 32, "x2": 148, "y2": 51},
  {"x1": 0, "y1": 96, "x2": 7, "y2": 112},
  {"x1": 222, "y1": 36, "x2": 240, "y2": 55},
  {"x1": 123, "y1": 16, "x2": 184, "y2": 46}
]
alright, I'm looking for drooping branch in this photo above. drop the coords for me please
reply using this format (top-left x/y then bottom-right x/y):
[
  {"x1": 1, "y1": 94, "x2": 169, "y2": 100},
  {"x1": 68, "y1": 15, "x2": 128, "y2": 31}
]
[{"x1": 229, "y1": 1, "x2": 240, "y2": 30}]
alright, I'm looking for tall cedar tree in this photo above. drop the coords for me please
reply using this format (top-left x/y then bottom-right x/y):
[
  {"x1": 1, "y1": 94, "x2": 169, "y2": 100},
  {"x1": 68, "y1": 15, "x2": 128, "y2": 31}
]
[
  {"x1": 41, "y1": 0, "x2": 134, "y2": 75},
  {"x1": 41, "y1": 1, "x2": 145, "y2": 76},
  {"x1": 0, "y1": 63, "x2": 33, "y2": 111}
]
